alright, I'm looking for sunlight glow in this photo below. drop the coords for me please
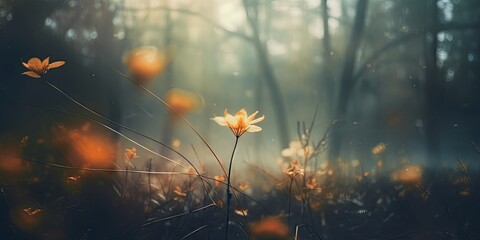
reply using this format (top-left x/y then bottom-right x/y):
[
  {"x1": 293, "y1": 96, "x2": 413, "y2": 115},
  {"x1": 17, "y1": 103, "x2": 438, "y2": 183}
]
[
  {"x1": 214, "y1": 0, "x2": 245, "y2": 31},
  {"x1": 267, "y1": 40, "x2": 288, "y2": 56}
]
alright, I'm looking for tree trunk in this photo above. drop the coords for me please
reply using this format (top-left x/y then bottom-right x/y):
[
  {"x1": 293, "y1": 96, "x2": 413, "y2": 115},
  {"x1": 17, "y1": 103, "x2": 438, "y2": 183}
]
[
  {"x1": 254, "y1": 0, "x2": 268, "y2": 161},
  {"x1": 329, "y1": 0, "x2": 369, "y2": 161},
  {"x1": 96, "y1": 2, "x2": 122, "y2": 138},
  {"x1": 321, "y1": 0, "x2": 334, "y2": 116},
  {"x1": 423, "y1": 0, "x2": 441, "y2": 161},
  {"x1": 243, "y1": 0, "x2": 290, "y2": 150}
]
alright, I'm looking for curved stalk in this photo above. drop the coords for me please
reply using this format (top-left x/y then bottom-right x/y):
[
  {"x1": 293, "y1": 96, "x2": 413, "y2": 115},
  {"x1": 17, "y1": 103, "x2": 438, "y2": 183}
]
[
  {"x1": 288, "y1": 178, "x2": 294, "y2": 235},
  {"x1": 225, "y1": 136, "x2": 240, "y2": 239}
]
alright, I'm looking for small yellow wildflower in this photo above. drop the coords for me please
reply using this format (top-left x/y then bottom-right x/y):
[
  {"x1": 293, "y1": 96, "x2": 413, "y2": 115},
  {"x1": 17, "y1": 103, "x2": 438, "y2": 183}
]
[
  {"x1": 125, "y1": 147, "x2": 137, "y2": 161},
  {"x1": 295, "y1": 192, "x2": 307, "y2": 202},
  {"x1": 214, "y1": 175, "x2": 226, "y2": 188},
  {"x1": 22, "y1": 57, "x2": 65, "y2": 78},
  {"x1": 372, "y1": 143, "x2": 386, "y2": 155},
  {"x1": 306, "y1": 177, "x2": 322, "y2": 192},
  {"x1": 239, "y1": 181, "x2": 251, "y2": 191},
  {"x1": 186, "y1": 166, "x2": 197, "y2": 175},
  {"x1": 284, "y1": 159, "x2": 304, "y2": 179},
  {"x1": 211, "y1": 108, "x2": 264, "y2": 137},
  {"x1": 377, "y1": 159, "x2": 384, "y2": 168},
  {"x1": 66, "y1": 176, "x2": 81, "y2": 183},
  {"x1": 22, "y1": 207, "x2": 43, "y2": 216},
  {"x1": 234, "y1": 209, "x2": 248, "y2": 216},
  {"x1": 391, "y1": 164, "x2": 422, "y2": 184},
  {"x1": 173, "y1": 186, "x2": 187, "y2": 197}
]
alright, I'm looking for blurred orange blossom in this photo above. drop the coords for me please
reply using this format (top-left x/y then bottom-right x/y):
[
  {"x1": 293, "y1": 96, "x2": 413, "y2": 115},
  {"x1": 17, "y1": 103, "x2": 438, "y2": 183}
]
[
  {"x1": 125, "y1": 46, "x2": 169, "y2": 83},
  {"x1": 250, "y1": 217, "x2": 289, "y2": 239},
  {"x1": 165, "y1": 88, "x2": 203, "y2": 117}
]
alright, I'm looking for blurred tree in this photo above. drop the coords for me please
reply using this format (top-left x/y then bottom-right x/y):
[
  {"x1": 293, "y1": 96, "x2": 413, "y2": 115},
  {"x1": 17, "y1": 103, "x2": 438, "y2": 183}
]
[
  {"x1": 327, "y1": 0, "x2": 480, "y2": 162},
  {"x1": 161, "y1": 0, "x2": 175, "y2": 157},
  {"x1": 243, "y1": 0, "x2": 290, "y2": 150},
  {"x1": 424, "y1": 0, "x2": 441, "y2": 162},
  {"x1": 329, "y1": 0, "x2": 369, "y2": 162},
  {"x1": 321, "y1": 0, "x2": 334, "y2": 116}
]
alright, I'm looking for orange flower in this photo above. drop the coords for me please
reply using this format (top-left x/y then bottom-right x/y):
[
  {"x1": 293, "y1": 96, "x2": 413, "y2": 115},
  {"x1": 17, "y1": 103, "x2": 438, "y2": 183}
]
[
  {"x1": 22, "y1": 207, "x2": 43, "y2": 216},
  {"x1": 283, "y1": 159, "x2": 304, "y2": 179},
  {"x1": 54, "y1": 124, "x2": 115, "y2": 167},
  {"x1": 125, "y1": 46, "x2": 169, "y2": 83},
  {"x1": 234, "y1": 209, "x2": 248, "y2": 216},
  {"x1": 239, "y1": 181, "x2": 251, "y2": 191},
  {"x1": 306, "y1": 177, "x2": 321, "y2": 192},
  {"x1": 214, "y1": 175, "x2": 225, "y2": 188},
  {"x1": 211, "y1": 108, "x2": 264, "y2": 137},
  {"x1": 125, "y1": 147, "x2": 137, "y2": 161},
  {"x1": 173, "y1": 186, "x2": 187, "y2": 197},
  {"x1": 165, "y1": 88, "x2": 203, "y2": 116},
  {"x1": 250, "y1": 217, "x2": 289, "y2": 239},
  {"x1": 22, "y1": 57, "x2": 65, "y2": 78},
  {"x1": 377, "y1": 159, "x2": 384, "y2": 168},
  {"x1": 371, "y1": 142, "x2": 386, "y2": 155},
  {"x1": 66, "y1": 176, "x2": 81, "y2": 183},
  {"x1": 12, "y1": 206, "x2": 43, "y2": 232},
  {"x1": 391, "y1": 164, "x2": 422, "y2": 184}
]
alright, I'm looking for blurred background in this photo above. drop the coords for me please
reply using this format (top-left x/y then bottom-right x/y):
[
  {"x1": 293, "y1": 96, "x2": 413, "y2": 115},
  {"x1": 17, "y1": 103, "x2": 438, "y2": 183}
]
[{"x1": 1, "y1": 0, "x2": 480, "y2": 170}]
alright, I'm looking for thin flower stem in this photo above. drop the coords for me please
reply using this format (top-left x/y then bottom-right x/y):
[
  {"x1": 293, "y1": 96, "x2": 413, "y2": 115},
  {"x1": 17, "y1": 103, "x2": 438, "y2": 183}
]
[
  {"x1": 41, "y1": 79, "x2": 193, "y2": 171},
  {"x1": 225, "y1": 136, "x2": 240, "y2": 240},
  {"x1": 40, "y1": 78, "x2": 221, "y2": 207},
  {"x1": 114, "y1": 70, "x2": 227, "y2": 176},
  {"x1": 147, "y1": 159, "x2": 153, "y2": 215},
  {"x1": 123, "y1": 164, "x2": 129, "y2": 200},
  {"x1": 302, "y1": 148, "x2": 310, "y2": 215},
  {"x1": 179, "y1": 225, "x2": 209, "y2": 240},
  {"x1": 288, "y1": 178, "x2": 294, "y2": 235},
  {"x1": 16, "y1": 151, "x2": 271, "y2": 211},
  {"x1": 139, "y1": 203, "x2": 216, "y2": 228}
]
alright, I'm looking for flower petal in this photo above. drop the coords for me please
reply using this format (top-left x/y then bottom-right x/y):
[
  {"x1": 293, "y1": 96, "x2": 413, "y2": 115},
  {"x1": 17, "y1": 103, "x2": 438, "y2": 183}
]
[
  {"x1": 41, "y1": 57, "x2": 50, "y2": 69},
  {"x1": 224, "y1": 113, "x2": 237, "y2": 126},
  {"x1": 235, "y1": 108, "x2": 248, "y2": 118},
  {"x1": 48, "y1": 61, "x2": 65, "y2": 69},
  {"x1": 250, "y1": 115, "x2": 265, "y2": 124},
  {"x1": 21, "y1": 61, "x2": 29, "y2": 69},
  {"x1": 22, "y1": 71, "x2": 41, "y2": 78},
  {"x1": 247, "y1": 125, "x2": 262, "y2": 132},
  {"x1": 247, "y1": 111, "x2": 259, "y2": 121},
  {"x1": 211, "y1": 116, "x2": 227, "y2": 126},
  {"x1": 27, "y1": 58, "x2": 42, "y2": 73},
  {"x1": 27, "y1": 58, "x2": 41, "y2": 66}
]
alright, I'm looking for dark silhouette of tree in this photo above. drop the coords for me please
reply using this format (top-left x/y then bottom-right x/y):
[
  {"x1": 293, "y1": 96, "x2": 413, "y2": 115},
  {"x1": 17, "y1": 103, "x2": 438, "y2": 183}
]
[
  {"x1": 242, "y1": 0, "x2": 290, "y2": 149},
  {"x1": 329, "y1": 0, "x2": 369, "y2": 161},
  {"x1": 321, "y1": 0, "x2": 334, "y2": 116},
  {"x1": 424, "y1": 0, "x2": 441, "y2": 161}
]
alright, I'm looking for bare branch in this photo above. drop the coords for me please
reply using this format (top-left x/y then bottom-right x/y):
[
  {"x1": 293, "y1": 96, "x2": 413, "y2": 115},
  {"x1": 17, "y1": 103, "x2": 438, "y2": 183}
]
[
  {"x1": 353, "y1": 22, "x2": 480, "y2": 82},
  {"x1": 118, "y1": 5, "x2": 253, "y2": 42}
]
